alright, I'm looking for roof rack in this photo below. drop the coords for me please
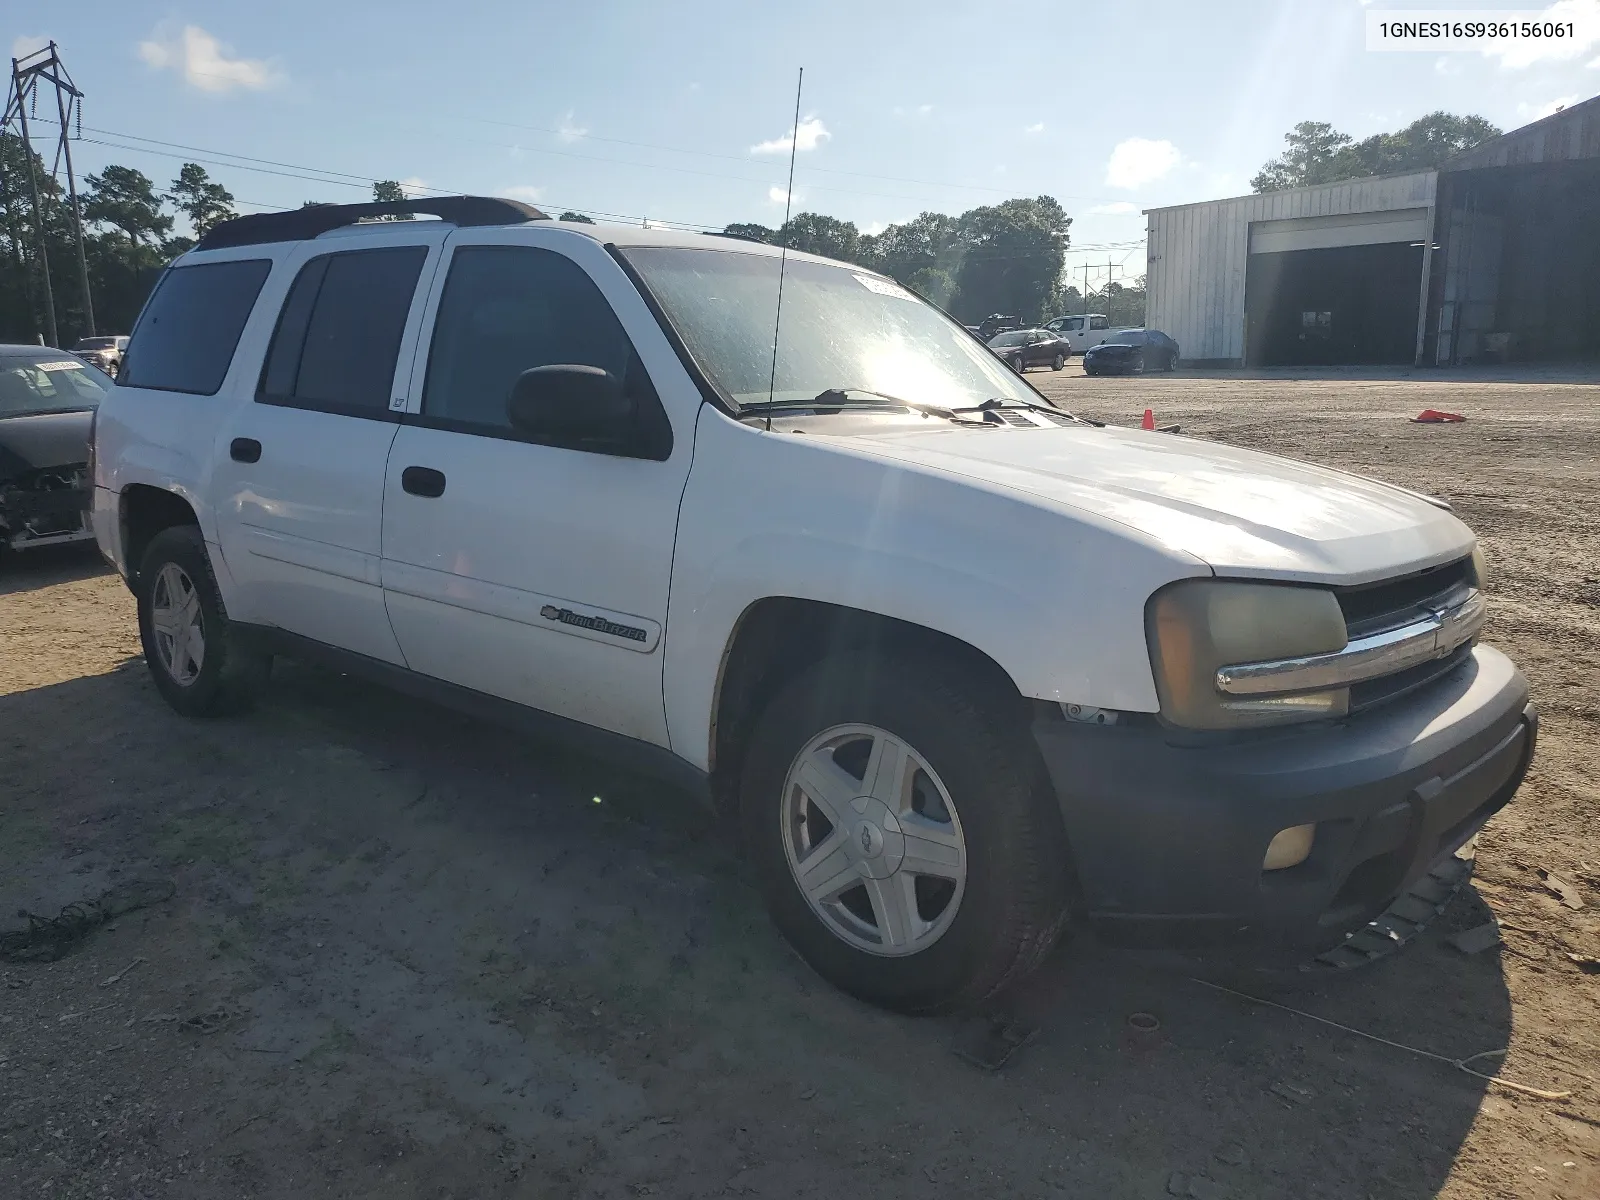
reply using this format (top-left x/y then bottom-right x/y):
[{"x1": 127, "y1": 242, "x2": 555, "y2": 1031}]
[{"x1": 195, "y1": 196, "x2": 549, "y2": 251}]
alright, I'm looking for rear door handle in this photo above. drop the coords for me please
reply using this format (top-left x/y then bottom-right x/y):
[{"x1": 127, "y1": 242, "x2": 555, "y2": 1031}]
[
  {"x1": 230, "y1": 437, "x2": 262, "y2": 463},
  {"x1": 401, "y1": 466, "x2": 446, "y2": 498}
]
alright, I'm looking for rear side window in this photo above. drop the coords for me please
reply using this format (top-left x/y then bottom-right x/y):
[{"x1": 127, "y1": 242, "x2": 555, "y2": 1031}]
[
  {"x1": 120, "y1": 259, "x2": 271, "y2": 395},
  {"x1": 258, "y1": 246, "x2": 427, "y2": 416},
  {"x1": 1089, "y1": 315, "x2": 1110, "y2": 331}
]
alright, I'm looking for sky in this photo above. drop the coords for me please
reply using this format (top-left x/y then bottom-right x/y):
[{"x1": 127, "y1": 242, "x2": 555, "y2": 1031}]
[{"x1": 11, "y1": 0, "x2": 1600, "y2": 289}]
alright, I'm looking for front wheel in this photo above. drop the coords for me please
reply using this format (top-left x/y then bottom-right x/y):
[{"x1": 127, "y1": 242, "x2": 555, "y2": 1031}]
[
  {"x1": 137, "y1": 525, "x2": 270, "y2": 717},
  {"x1": 1051, "y1": 353, "x2": 1065, "y2": 371},
  {"x1": 739, "y1": 654, "x2": 1072, "y2": 1013}
]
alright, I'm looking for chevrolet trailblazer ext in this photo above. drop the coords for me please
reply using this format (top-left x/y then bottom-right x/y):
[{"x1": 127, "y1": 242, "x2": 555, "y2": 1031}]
[{"x1": 91, "y1": 198, "x2": 1535, "y2": 1013}]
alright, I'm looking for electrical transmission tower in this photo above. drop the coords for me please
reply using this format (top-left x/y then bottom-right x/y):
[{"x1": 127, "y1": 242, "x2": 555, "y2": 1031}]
[{"x1": 3, "y1": 42, "x2": 94, "y2": 346}]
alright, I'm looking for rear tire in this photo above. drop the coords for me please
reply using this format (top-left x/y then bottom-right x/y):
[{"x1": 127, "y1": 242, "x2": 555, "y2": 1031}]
[
  {"x1": 136, "y1": 526, "x2": 270, "y2": 718},
  {"x1": 739, "y1": 653, "x2": 1072, "y2": 1014}
]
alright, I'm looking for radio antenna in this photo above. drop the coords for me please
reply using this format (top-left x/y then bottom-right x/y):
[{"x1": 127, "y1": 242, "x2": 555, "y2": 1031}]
[{"x1": 764, "y1": 66, "x2": 804, "y2": 432}]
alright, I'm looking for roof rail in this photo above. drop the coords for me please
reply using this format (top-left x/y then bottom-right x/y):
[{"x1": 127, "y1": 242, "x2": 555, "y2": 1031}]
[{"x1": 196, "y1": 196, "x2": 549, "y2": 251}]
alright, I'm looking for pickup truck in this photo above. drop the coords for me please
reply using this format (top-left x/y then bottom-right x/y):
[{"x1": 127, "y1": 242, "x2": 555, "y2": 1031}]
[
  {"x1": 91, "y1": 197, "x2": 1536, "y2": 1014},
  {"x1": 1043, "y1": 312, "x2": 1116, "y2": 355}
]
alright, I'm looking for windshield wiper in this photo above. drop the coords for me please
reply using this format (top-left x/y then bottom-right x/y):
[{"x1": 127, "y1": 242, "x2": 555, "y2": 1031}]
[{"x1": 743, "y1": 388, "x2": 961, "y2": 420}]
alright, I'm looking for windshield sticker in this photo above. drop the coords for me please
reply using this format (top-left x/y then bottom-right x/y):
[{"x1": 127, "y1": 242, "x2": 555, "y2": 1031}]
[
  {"x1": 35, "y1": 360, "x2": 87, "y2": 372},
  {"x1": 853, "y1": 274, "x2": 915, "y2": 301}
]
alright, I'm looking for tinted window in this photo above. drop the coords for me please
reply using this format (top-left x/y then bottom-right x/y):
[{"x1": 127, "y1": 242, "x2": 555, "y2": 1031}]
[
  {"x1": 120, "y1": 259, "x2": 271, "y2": 395},
  {"x1": 1089, "y1": 315, "x2": 1109, "y2": 330},
  {"x1": 259, "y1": 247, "x2": 426, "y2": 415},
  {"x1": 1061, "y1": 317, "x2": 1083, "y2": 332},
  {"x1": 423, "y1": 245, "x2": 648, "y2": 437},
  {"x1": 0, "y1": 356, "x2": 109, "y2": 416}
]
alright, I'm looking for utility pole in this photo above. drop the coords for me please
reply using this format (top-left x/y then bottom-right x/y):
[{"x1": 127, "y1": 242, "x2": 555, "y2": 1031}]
[{"x1": 5, "y1": 42, "x2": 94, "y2": 346}]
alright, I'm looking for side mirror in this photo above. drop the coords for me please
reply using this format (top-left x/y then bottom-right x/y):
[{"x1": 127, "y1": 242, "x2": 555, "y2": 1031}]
[{"x1": 506, "y1": 364, "x2": 636, "y2": 443}]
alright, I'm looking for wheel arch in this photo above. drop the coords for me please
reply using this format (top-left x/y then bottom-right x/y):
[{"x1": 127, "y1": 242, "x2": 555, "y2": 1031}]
[
  {"x1": 120, "y1": 484, "x2": 200, "y2": 587},
  {"x1": 706, "y1": 597, "x2": 1029, "y2": 815}
]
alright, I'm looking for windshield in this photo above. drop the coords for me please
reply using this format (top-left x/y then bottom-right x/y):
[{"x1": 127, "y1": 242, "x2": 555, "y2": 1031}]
[
  {"x1": 988, "y1": 331, "x2": 1027, "y2": 348},
  {"x1": 620, "y1": 247, "x2": 1041, "y2": 410},
  {"x1": 75, "y1": 337, "x2": 119, "y2": 350},
  {"x1": 0, "y1": 356, "x2": 110, "y2": 417}
]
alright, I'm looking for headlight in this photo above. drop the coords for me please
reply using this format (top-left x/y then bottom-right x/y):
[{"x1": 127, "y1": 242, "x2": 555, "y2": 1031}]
[
  {"x1": 1146, "y1": 580, "x2": 1349, "y2": 730},
  {"x1": 1470, "y1": 544, "x2": 1488, "y2": 591}
]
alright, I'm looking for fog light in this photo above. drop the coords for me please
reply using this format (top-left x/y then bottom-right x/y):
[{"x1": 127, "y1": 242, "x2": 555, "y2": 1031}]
[{"x1": 1262, "y1": 823, "x2": 1316, "y2": 871}]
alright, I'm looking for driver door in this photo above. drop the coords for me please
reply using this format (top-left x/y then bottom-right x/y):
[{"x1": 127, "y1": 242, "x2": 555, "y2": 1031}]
[{"x1": 379, "y1": 230, "x2": 695, "y2": 746}]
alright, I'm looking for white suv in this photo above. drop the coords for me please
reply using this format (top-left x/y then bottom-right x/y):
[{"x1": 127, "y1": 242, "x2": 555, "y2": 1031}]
[{"x1": 92, "y1": 197, "x2": 1537, "y2": 1013}]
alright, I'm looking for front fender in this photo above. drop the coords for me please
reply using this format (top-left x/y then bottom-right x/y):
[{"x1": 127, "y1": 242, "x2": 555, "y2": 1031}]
[{"x1": 663, "y1": 409, "x2": 1208, "y2": 770}]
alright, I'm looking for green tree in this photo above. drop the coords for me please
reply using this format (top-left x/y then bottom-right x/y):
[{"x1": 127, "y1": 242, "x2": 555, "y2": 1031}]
[
  {"x1": 1252, "y1": 113, "x2": 1500, "y2": 192},
  {"x1": 777, "y1": 212, "x2": 860, "y2": 262},
  {"x1": 721, "y1": 222, "x2": 776, "y2": 244},
  {"x1": 83, "y1": 166, "x2": 173, "y2": 245},
  {"x1": 168, "y1": 163, "x2": 236, "y2": 237},
  {"x1": 372, "y1": 180, "x2": 413, "y2": 220},
  {"x1": 1249, "y1": 122, "x2": 1356, "y2": 192},
  {"x1": 949, "y1": 196, "x2": 1070, "y2": 324},
  {"x1": 559, "y1": 210, "x2": 596, "y2": 223}
]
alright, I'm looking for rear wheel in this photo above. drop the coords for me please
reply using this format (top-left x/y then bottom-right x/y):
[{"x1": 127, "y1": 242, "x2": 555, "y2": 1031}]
[
  {"x1": 739, "y1": 654, "x2": 1072, "y2": 1013},
  {"x1": 137, "y1": 526, "x2": 270, "y2": 717}
]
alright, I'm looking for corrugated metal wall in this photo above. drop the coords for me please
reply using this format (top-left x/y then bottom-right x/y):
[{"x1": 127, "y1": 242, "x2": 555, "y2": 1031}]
[{"x1": 1145, "y1": 172, "x2": 1437, "y2": 363}]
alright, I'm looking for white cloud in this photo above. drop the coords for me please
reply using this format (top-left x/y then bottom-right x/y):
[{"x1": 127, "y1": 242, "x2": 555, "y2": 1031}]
[
  {"x1": 138, "y1": 24, "x2": 280, "y2": 93},
  {"x1": 1105, "y1": 138, "x2": 1181, "y2": 189},
  {"x1": 1434, "y1": 55, "x2": 1464, "y2": 76},
  {"x1": 1519, "y1": 94, "x2": 1581, "y2": 121},
  {"x1": 1481, "y1": 0, "x2": 1599, "y2": 68},
  {"x1": 12, "y1": 34, "x2": 50, "y2": 60},
  {"x1": 751, "y1": 117, "x2": 830, "y2": 155},
  {"x1": 1088, "y1": 201, "x2": 1139, "y2": 215},
  {"x1": 556, "y1": 110, "x2": 588, "y2": 143},
  {"x1": 398, "y1": 176, "x2": 430, "y2": 199},
  {"x1": 893, "y1": 104, "x2": 933, "y2": 118},
  {"x1": 768, "y1": 186, "x2": 792, "y2": 205},
  {"x1": 499, "y1": 185, "x2": 545, "y2": 202},
  {"x1": 1024, "y1": 122, "x2": 1045, "y2": 134}
]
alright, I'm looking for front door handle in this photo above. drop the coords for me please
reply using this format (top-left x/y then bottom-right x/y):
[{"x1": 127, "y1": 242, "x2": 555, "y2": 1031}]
[
  {"x1": 230, "y1": 437, "x2": 262, "y2": 463},
  {"x1": 401, "y1": 466, "x2": 446, "y2": 498}
]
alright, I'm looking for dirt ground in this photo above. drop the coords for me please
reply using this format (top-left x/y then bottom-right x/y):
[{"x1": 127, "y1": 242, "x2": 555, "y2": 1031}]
[{"x1": 2, "y1": 367, "x2": 1597, "y2": 1200}]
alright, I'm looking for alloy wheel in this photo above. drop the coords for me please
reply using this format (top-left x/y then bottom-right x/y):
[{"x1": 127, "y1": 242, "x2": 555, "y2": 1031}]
[
  {"x1": 149, "y1": 562, "x2": 205, "y2": 686},
  {"x1": 780, "y1": 724, "x2": 967, "y2": 957}
]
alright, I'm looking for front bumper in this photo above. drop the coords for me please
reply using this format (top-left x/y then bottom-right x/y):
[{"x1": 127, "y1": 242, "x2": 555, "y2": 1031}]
[{"x1": 1032, "y1": 644, "x2": 1535, "y2": 953}]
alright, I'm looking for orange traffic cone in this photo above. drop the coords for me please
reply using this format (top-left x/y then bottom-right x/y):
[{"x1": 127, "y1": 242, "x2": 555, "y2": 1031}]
[{"x1": 1141, "y1": 408, "x2": 1155, "y2": 431}]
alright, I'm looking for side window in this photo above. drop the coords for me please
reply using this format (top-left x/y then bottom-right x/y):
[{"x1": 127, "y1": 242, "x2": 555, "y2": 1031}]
[
  {"x1": 120, "y1": 259, "x2": 272, "y2": 395},
  {"x1": 1064, "y1": 317, "x2": 1083, "y2": 332},
  {"x1": 422, "y1": 245, "x2": 669, "y2": 457},
  {"x1": 1089, "y1": 315, "x2": 1109, "y2": 331},
  {"x1": 258, "y1": 246, "x2": 427, "y2": 416}
]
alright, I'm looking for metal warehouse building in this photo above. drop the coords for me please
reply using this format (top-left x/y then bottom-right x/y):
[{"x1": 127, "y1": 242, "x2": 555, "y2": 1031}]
[{"x1": 1145, "y1": 95, "x2": 1600, "y2": 367}]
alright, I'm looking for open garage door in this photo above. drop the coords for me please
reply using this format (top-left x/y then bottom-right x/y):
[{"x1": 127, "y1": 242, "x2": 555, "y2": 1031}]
[{"x1": 1244, "y1": 211, "x2": 1428, "y2": 367}]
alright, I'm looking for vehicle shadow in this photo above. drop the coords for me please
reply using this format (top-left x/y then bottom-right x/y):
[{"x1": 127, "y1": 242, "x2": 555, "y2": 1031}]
[
  {"x1": 0, "y1": 657, "x2": 1514, "y2": 1199},
  {"x1": 0, "y1": 541, "x2": 111, "y2": 596}
]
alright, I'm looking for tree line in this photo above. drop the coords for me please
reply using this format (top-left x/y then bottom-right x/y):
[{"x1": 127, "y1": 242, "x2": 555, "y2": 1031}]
[
  {"x1": 2, "y1": 130, "x2": 1140, "y2": 345},
  {"x1": 1251, "y1": 111, "x2": 1501, "y2": 192}
]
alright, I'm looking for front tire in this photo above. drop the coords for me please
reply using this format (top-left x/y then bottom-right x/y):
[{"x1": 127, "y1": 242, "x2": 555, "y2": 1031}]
[
  {"x1": 136, "y1": 526, "x2": 270, "y2": 717},
  {"x1": 739, "y1": 654, "x2": 1072, "y2": 1014},
  {"x1": 1051, "y1": 353, "x2": 1065, "y2": 371}
]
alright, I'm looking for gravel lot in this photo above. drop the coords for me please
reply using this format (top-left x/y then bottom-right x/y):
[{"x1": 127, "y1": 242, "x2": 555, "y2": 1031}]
[{"x1": 2, "y1": 367, "x2": 1597, "y2": 1199}]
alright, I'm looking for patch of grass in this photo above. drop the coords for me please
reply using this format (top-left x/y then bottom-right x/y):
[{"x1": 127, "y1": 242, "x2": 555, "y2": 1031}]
[{"x1": 157, "y1": 809, "x2": 249, "y2": 866}]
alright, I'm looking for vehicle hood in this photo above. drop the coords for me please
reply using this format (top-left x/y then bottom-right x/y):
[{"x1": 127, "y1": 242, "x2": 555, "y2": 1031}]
[
  {"x1": 827, "y1": 422, "x2": 1473, "y2": 584},
  {"x1": 0, "y1": 410, "x2": 94, "y2": 478}
]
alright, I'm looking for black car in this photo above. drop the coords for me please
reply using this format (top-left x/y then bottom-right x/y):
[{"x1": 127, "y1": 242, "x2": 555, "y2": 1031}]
[
  {"x1": 0, "y1": 347, "x2": 109, "y2": 555},
  {"x1": 975, "y1": 313, "x2": 1021, "y2": 340},
  {"x1": 987, "y1": 328, "x2": 1073, "y2": 373},
  {"x1": 1081, "y1": 328, "x2": 1180, "y2": 375}
]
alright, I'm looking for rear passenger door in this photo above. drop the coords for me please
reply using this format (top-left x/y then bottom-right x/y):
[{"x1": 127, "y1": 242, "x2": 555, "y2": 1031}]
[{"x1": 212, "y1": 231, "x2": 446, "y2": 663}]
